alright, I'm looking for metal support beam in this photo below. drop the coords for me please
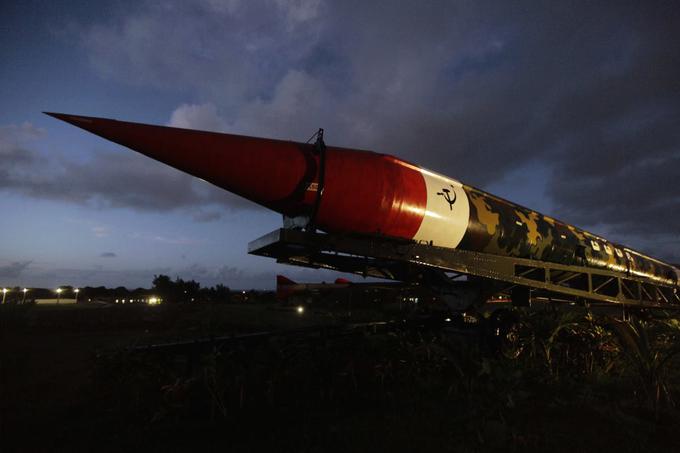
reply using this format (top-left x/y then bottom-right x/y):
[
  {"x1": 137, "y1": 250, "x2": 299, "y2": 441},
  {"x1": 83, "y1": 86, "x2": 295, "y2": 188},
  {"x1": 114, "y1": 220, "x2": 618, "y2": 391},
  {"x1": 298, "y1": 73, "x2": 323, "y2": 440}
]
[{"x1": 249, "y1": 229, "x2": 680, "y2": 309}]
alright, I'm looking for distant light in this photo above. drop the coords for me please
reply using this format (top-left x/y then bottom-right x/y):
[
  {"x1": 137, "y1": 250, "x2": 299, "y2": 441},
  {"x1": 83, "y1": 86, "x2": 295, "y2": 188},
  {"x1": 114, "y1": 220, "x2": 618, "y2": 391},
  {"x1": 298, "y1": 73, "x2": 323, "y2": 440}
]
[
  {"x1": 22, "y1": 288, "x2": 28, "y2": 293},
  {"x1": 149, "y1": 297, "x2": 158, "y2": 305},
  {"x1": 56, "y1": 288, "x2": 62, "y2": 294},
  {"x1": 115, "y1": 299, "x2": 119, "y2": 303},
  {"x1": 2, "y1": 288, "x2": 7, "y2": 294},
  {"x1": 74, "y1": 288, "x2": 80, "y2": 294},
  {"x1": 242, "y1": 290, "x2": 246, "y2": 294},
  {"x1": 296, "y1": 305, "x2": 305, "y2": 314},
  {"x1": 445, "y1": 318, "x2": 452, "y2": 322}
]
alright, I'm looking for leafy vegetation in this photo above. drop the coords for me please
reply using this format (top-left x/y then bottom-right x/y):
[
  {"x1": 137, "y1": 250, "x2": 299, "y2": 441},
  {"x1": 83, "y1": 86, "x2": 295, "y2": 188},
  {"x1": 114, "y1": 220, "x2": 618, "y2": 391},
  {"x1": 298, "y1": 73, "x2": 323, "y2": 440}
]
[{"x1": 85, "y1": 307, "x2": 680, "y2": 452}]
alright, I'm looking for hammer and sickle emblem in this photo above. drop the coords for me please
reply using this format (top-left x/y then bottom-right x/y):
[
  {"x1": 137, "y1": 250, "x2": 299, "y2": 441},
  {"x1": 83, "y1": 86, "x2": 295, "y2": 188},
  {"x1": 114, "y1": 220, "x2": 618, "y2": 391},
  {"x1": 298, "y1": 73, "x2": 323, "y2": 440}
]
[{"x1": 436, "y1": 185, "x2": 457, "y2": 210}]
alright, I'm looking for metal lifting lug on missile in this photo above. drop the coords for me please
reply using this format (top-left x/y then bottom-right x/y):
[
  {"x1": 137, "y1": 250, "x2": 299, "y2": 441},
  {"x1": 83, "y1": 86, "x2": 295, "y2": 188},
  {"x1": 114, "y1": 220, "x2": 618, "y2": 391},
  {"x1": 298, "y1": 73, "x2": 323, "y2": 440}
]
[{"x1": 46, "y1": 112, "x2": 680, "y2": 310}]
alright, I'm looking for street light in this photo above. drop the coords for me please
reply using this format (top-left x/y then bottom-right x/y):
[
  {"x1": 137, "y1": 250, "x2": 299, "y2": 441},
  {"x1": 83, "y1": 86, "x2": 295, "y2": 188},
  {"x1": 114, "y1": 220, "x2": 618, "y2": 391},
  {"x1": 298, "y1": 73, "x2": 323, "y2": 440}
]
[
  {"x1": 22, "y1": 288, "x2": 28, "y2": 304},
  {"x1": 74, "y1": 288, "x2": 80, "y2": 303},
  {"x1": 1, "y1": 288, "x2": 7, "y2": 305},
  {"x1": 56, "y1": 288, "x2": 62, "y2": 304}
]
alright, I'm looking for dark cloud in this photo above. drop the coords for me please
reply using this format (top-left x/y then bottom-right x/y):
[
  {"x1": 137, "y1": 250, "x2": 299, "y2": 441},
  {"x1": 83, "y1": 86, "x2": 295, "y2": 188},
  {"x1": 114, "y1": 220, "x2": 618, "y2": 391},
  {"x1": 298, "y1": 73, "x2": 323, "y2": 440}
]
[
  {"x1": 99, "y1": 252, "x2": 116, "y2": 258},
  {"x1": 0, "y1": 144, "x2": 34, "y2": 166},
  {"x1": 0, "y1": 123, "x2": 43, "y2": 179},
  {"x1": 81, "y1": 0, "x2": 325, "y2": 110},
  {"x1": 551, "y1": 153, "x2": 680, "y2": 235},
  {"x1": 215, "y1": 265, "x2": 245, "y2": 282},
  {"x1": 545, "y1": 6, "x2": 680, "y2": 241},
  {"x1": 0, "y1": 261, "x2": 31, "y2": 280},
  {"x1": 191, "y1": 210, "x2": 222, "y2": 223},
  {"x1": 179, "y1": 263, "x2": 210, "y2": 278},
  {"x1": 0, "y1": 124, "x2": 258, "y2": 213},
  {"x1": 60, "y1": 1, "x2": 680, "y2": 261}
]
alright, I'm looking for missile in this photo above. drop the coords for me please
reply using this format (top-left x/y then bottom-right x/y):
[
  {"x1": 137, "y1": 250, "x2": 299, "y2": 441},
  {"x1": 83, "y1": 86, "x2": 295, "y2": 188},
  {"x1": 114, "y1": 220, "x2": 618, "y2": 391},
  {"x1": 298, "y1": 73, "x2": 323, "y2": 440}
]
[{"x1": 45, "y1": 112, "x2": 680, "y2": 289}]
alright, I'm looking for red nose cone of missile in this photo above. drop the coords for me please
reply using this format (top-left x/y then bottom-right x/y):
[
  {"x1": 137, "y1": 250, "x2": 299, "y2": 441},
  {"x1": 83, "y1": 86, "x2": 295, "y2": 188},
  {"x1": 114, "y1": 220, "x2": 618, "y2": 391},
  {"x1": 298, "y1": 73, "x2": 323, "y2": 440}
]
[
  {"x1": 45, "y1": 112, "x2": 429, "y2": 240},
  {"x1": 44, "y1": 112, "x2": 316, "y2": 215}
]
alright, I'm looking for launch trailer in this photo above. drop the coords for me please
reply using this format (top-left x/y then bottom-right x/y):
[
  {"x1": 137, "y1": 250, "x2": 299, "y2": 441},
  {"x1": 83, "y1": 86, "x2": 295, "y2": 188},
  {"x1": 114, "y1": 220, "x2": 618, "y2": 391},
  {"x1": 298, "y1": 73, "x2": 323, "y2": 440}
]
[{"x1": 249, "y1": 228, "x2": 680, "y2": 310}]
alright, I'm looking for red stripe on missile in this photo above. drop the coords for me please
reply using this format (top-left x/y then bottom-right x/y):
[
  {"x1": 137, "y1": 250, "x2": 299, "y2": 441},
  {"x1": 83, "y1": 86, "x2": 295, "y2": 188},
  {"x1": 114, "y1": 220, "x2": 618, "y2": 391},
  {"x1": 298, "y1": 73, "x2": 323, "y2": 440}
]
[{"x1": 315, "y1": 152, "x2": 427, "y2": 239}]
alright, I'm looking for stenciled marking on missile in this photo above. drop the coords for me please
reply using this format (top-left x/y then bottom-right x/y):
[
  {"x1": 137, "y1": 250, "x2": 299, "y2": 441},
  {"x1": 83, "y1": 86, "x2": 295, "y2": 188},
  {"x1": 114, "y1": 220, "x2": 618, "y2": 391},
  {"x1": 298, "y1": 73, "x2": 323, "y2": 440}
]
[
  {"x1": 413, "y1": 172, "x2": 469, "y2": 249},
  {"x1": 436, "y1": 185, "x2": 457, "y2": 210},
  {"x1": 469, "y1": 192, "x2": 499, "y2": 236},
  {"x1": 593, "y1": 242, "x2": 622, "y2": 268},
  {"x1": 604, "y1": 246, "x2": 624, "y2": 271}
]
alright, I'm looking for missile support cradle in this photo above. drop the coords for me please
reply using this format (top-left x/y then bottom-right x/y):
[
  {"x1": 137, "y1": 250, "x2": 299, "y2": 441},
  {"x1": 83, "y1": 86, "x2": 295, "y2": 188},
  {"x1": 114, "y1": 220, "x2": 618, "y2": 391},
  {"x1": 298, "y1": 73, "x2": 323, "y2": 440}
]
[{"x1": 249, "y1": 228, "x2": 680, "y2": 309}]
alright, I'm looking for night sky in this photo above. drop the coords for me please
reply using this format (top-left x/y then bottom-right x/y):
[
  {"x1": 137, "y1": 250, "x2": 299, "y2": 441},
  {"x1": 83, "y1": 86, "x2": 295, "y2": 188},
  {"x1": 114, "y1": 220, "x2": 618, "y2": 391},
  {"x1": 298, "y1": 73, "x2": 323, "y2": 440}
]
[{"x1": 1, "y1": 0, "x2": 679, "y2": 290}]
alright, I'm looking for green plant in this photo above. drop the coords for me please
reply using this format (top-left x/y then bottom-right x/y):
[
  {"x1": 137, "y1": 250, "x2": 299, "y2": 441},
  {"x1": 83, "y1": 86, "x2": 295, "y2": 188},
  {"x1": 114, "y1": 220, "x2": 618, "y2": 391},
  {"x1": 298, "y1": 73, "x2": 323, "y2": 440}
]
[{"x1": 608, "y1": 316, "x2": 680, "y2": 418}]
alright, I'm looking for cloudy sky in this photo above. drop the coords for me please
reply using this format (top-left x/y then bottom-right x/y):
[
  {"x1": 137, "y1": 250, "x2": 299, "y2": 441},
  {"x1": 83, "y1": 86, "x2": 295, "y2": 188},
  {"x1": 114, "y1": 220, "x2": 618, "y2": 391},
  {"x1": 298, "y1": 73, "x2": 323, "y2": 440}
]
[{"x1": 1, "y1": 0, "x2": 678, "y2": 289}]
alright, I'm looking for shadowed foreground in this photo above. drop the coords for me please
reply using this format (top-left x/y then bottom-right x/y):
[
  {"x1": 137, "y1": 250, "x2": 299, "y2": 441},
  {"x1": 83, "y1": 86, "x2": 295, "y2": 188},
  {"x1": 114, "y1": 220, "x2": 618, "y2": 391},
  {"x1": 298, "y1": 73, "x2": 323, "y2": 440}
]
[{"x1": 2, "y1": 302, "x2": 680, "y2": 452}]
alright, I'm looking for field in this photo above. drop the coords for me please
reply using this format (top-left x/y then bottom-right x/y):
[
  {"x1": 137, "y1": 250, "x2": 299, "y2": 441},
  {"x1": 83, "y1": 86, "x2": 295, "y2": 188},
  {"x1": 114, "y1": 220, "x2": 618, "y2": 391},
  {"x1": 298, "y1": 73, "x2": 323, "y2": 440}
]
[{"x1": 2, "y1": 301, "x2": 680, "y2": 452}]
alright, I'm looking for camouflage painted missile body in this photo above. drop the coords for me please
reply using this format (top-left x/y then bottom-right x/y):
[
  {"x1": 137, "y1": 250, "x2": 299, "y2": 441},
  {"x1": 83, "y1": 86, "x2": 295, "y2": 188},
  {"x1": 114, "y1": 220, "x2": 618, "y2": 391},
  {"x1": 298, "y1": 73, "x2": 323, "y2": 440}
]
[{"x1": 458, "y1": 185, "x2": 678, "y2": 287}]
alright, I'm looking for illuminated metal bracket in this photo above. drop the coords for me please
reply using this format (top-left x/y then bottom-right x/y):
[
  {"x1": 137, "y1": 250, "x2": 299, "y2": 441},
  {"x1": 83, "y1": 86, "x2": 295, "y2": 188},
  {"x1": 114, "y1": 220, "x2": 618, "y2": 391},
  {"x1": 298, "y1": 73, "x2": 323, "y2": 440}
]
[{"x1": 249, "y1": 228, "x2": 680, "y2": 309}]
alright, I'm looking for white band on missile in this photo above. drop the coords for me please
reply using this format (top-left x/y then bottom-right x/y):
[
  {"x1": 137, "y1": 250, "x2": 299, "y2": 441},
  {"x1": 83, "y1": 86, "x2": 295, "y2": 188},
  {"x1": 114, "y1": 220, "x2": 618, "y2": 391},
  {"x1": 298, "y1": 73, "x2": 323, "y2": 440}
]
[{"x1": 413, "y1": 170, "x2": 469, "y2": 249}]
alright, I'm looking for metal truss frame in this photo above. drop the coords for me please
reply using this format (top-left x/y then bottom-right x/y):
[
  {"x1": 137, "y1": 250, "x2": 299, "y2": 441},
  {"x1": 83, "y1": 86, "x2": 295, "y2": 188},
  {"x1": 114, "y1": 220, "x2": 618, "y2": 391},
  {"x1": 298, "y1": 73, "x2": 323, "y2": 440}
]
[{"x1": 249, "y1": 229, "x2": 680, "y2": 309}]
